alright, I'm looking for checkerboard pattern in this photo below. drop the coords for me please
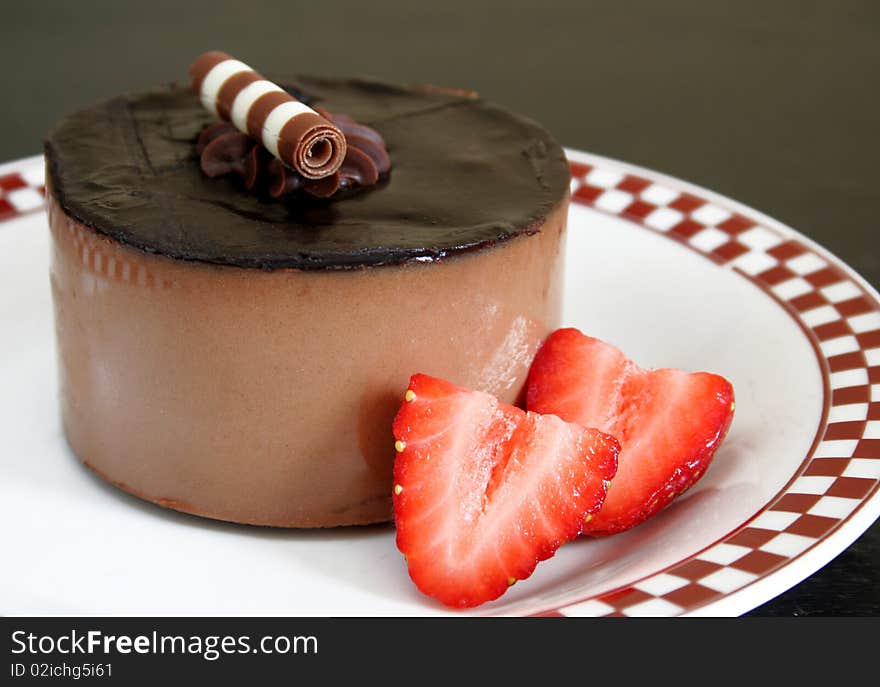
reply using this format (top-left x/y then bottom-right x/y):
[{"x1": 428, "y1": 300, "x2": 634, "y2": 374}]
[
  {"x1": 0, "y1": 160, "x2": 45, "y2": 221},
  {"x1": 558, "y1": 157, "x2": 880, "y2": 616}
]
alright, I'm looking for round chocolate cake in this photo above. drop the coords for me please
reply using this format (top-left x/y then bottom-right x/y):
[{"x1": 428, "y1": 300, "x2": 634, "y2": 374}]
[{"x1": 45, "y1": 73, "x2": 571, "y2": 527}]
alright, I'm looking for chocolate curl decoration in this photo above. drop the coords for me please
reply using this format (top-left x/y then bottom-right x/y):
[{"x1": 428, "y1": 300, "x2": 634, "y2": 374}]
[
  {"x1": 198, "y1": 112, "x2": 390, "y2": 199},
  {"x1": 190, "y1": 51, "x2": 346, "y2": 180}
]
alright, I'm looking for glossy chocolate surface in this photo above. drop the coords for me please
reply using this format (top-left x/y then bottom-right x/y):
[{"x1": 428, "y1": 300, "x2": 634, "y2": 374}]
[{"x1": 44, "y1": 76, "x2": 569, "y2": 270}]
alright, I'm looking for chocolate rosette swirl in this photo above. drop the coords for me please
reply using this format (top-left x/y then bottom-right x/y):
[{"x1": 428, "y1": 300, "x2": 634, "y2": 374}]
[{"x1": 198, "y1": 107, "x2": 390, "y2": 199}]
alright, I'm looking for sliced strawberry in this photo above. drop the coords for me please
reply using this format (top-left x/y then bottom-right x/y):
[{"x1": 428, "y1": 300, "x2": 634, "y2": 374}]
[
  {"x1": 392, "y1": 374, "x2": 619, "y2": 608},
  {"x1": 526, "y1": 328, "x2": 734, "y2": 536}
]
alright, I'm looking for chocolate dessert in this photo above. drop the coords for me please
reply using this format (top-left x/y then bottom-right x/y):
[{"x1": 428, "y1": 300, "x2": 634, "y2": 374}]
[{"x1": 44, "y1": 56, "x2": 571, "y2": 527}]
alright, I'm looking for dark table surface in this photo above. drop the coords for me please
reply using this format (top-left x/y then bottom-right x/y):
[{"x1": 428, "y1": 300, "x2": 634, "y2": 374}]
[{"x1": 2, "y1": 0, "x2": 877, "y2": 616}]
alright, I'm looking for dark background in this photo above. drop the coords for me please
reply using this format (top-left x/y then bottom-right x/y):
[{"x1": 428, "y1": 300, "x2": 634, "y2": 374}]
[{"x1": 1, "y1": 0, "x2": 877, "y2": 616}]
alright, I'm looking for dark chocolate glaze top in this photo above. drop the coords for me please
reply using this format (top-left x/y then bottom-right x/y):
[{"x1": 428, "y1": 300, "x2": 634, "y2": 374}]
[{"x1": 44, "y1": 76, "x2": 569, "y2": 270}]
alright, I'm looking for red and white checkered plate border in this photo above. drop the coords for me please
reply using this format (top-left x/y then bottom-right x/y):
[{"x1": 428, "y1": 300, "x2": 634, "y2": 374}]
[
  {"x1": 548, "y1": 150, "x2": 880, "y2": 616},
  {"x1": 3, "y1": 152, "x2": 878, "y2": 616},
  {"x1": 0, "y1": 157, "x2": 45, "y2": 221}
]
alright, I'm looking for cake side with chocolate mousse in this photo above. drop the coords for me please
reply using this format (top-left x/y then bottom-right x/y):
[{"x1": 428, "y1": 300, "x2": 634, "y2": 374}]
[{"x1": 44, "y1": 54, "x2": 571, "y2": 527}]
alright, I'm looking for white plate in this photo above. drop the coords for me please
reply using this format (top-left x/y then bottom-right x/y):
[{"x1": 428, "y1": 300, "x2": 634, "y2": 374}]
[{"x1": 1, "y1": 150, "x2": 878, "y2": 616}]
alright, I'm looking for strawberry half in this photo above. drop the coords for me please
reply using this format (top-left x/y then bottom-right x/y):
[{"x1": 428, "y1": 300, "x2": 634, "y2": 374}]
[
  {"x1": 392, "y1": 374, "x2": 619, "y2": 608},
  {"x1": 526, "y1": 328, "x2": 735, "y2": 536}
]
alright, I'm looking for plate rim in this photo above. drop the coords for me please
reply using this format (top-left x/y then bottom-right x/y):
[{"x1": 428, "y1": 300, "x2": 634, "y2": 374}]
[
  {"x1": 1, "y1": 151, "x2": 878, "y2": 617},
  {"x1": 542, "y1": 148, "x2": 880, "y2": 617}
]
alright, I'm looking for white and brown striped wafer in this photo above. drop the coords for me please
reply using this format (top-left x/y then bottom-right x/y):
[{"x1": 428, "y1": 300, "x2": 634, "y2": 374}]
[{"x1": 189, "y1": 51, "x2": 346, "y2": 180}]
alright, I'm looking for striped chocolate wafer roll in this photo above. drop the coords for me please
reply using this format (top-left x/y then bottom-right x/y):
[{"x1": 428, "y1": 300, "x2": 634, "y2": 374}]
[{"x1": 189, "y1": 51, "x2": 346, "y2": 180}]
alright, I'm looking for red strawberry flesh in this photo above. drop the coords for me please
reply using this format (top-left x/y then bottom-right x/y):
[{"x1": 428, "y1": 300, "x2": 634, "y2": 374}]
[
  {"x1": 526, "y1": 328, "x2": 735, "y2": 536},
  {"x1": 392, "y1": 374, "x2": 619, "y2": 608}
]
